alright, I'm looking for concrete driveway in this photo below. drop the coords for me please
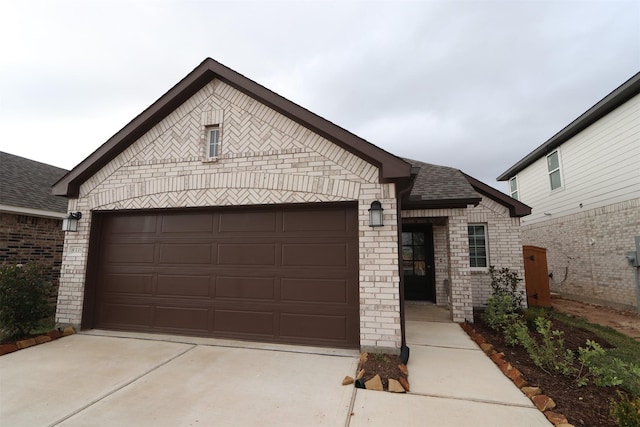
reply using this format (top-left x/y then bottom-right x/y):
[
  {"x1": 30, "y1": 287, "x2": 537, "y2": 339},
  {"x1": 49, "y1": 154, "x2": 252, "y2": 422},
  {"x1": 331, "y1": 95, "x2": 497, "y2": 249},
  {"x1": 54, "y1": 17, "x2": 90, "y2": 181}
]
[
  {"x1": 0, "y1": 332, "x2": 358, "y2": 426},
  {"x1": 1, "y1": 308, "x2": 551, "y2": 426}
]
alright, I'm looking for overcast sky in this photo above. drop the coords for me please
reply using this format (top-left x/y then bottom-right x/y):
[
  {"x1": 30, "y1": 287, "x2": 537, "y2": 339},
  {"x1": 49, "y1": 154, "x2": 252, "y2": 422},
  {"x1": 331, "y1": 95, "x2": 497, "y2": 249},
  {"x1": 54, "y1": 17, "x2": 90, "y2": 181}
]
[{"x1": 1, "y1": 0, "x2": 638, "y2": 192}]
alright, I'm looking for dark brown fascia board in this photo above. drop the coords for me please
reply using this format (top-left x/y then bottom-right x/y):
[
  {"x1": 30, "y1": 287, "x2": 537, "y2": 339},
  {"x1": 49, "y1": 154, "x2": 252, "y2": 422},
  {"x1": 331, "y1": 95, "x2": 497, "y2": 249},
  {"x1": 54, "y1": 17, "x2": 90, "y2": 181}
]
[
  {"x1": 53, "y1": 58, "x2": 412, "y2": 197},
  {"x1": 462, "y1": 172, "x2": 531, "y2": 217},
  {"x1": 402, "y1": 196, "x2": 481, "y2": 211},
  {"x1": 497, "y1": 71, "x2": 640, "y2": 181}
]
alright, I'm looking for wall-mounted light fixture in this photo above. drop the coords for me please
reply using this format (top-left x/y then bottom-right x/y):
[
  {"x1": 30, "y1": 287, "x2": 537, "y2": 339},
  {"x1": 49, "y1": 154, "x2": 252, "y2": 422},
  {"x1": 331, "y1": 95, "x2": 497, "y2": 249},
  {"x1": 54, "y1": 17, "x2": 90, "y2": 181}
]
[
  {"x1": 62, "y1": 212, "x2": 82, "y2": 232},
  {"x1": 368, "y1": 201, "x2": 384, "y2": 227}
]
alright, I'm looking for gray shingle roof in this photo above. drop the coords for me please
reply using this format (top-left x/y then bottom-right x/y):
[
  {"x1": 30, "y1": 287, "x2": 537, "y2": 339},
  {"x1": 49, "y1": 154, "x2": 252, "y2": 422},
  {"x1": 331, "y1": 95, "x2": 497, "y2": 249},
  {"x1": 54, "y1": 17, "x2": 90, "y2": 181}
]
[
  {"x1": 403, "y1": 157, "x2": 531, "y2": 217},
  {"x1": 0, "y1": 152, "x2": 68, "y2": 214},
  {"x1": 403, "y1": 158, "x2": 481, "y2": 207}
]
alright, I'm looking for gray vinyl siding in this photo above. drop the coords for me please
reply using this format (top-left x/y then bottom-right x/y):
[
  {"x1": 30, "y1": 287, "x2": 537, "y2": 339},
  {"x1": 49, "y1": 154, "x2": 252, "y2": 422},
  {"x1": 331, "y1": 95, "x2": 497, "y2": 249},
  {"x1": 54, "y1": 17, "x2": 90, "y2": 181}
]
[{"x1": 515, "y1": 92, "x2": 640, "y2": 225}]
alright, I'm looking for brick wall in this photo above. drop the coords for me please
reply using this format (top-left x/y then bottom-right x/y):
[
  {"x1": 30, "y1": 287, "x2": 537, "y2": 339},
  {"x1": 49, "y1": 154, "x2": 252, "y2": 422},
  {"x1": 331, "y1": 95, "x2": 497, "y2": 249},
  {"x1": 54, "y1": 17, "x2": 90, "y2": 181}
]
[
  {"x1": 56, "y1": 79, "x2": 402, "y2": 352},
  {"x1": 402, "y1": 196, "x2": 526, "y2": 319},
  {"x1": 467, "y1": 197, "x2": 526, "y2": 307},
  {"x1": 0, "y1": 212, "x2": 65, "y2": 302},
  {"x1": 522, "y1": 198, "x2": 640, "y2": 310},
  {"x1": 402, "y1": 208, "x2": 473, "y2": 322}
]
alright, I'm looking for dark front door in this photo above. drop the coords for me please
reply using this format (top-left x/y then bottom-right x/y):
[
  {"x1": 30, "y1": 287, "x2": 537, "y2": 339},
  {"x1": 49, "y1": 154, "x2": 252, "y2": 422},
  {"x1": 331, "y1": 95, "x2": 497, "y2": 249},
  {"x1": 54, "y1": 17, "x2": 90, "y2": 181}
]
[{"x1": 402, "y1": 225, "x2": 436, "y2": 302}]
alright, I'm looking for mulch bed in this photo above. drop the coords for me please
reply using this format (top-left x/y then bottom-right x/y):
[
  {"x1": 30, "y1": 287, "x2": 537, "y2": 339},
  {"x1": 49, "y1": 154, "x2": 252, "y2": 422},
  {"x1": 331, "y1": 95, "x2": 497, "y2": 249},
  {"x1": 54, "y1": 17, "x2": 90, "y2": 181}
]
[
  {"x1": 358, "y1": 353, "x2": 408, "y2": 390},
  {"x1": 472, "y1": 312, "x2": 620, "y2": 427}
]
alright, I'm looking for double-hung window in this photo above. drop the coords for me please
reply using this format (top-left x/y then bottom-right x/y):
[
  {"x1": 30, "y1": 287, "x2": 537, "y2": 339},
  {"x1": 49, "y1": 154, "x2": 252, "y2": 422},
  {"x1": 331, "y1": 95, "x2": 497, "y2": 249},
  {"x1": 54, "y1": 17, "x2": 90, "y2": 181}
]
[
  {"x1": 509, "y1": 176, "x2": 519, "y2": 200},
  {"x1": 468, "y1": 224, "x2": 488, "y2": 268},
  {"x1": 546, "y1": 150, "x2": 562, "y2": 190},
  {"x1": 208, "y1": 126, "x2": 220, "y2": 158}
]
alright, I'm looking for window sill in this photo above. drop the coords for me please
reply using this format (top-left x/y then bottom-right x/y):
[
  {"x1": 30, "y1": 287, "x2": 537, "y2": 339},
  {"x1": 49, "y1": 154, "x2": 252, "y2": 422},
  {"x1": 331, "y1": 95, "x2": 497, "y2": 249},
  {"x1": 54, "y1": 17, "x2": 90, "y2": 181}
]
[
  {"x1": 203, "y1": 157, "x2": 220, "y2": 163},
  {"x1": 470, "y1": 268, "x2": 489, "y2": 274}
]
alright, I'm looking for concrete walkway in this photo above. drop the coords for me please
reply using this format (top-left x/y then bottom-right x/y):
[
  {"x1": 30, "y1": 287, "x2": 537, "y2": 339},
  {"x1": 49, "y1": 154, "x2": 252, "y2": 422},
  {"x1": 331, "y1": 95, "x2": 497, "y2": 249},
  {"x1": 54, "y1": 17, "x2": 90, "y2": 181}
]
[
  {"x1": 349, "y1": 303, "x2": 552, "y2": 426},
  {"x1": 0, "y1": 304, "x2": 551, "y2": 426}
]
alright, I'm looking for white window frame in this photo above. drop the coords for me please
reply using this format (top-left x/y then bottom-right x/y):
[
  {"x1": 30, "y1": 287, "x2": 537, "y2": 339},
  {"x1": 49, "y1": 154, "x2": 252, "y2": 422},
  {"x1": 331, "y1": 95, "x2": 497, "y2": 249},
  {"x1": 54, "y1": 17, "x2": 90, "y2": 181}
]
[
  {"x1": 468, "y1": 224, "x2": 489, "y2": 269},
  {"x1": 207, "y1": 126, "x2": 220, "y2": 159},
  {"x1": 509, "y1": 176, "x2": 519, "y2": 200},
  {"x1": 546, "y1": 149, "x2": 563, "y2": 191}
]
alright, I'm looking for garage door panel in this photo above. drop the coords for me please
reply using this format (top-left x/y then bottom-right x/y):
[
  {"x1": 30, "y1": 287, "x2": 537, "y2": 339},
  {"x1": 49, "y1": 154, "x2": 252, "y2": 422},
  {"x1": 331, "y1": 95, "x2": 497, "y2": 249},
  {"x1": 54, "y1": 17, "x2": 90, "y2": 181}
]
[
  {"x1": 103, "y1": 244, "x2": 155, "y2": 264},
  {"x1": 159, "y1": 243, "x2": 212, "y2": 264},
  {"x1": 161, "y1": 212, "x2": 213, "y2": 233},
  {"x1": 282, "y1": 243, "x2": 349, "y2": 267},
  {"x1": 103, "y1": 214, "x2": 158, "y2": 234},
  {"x1": 214, "y1": 310, "x2": 274, "y2": 335},
  {"x1": 156, "y1": 275, "x2": 211, "y2": 297},
  {"x1": 282, "y1": 209, "x2": 350, "y2": 233},
  {"x1": 280, "y1": 313, "x2": 347, "y2": 341},
  {"x1": 92, "y1": 204, "x2": 360, "y2": 348},
  {"x1": 281, "y1": 278, "x2": 348, "y2": 303},
  {"x1": 155, "y1": 306, "x2": 209, "y2": 331},
  {"x1": 217, "y1": 243, "x2": 276, "y2": 266},
  {"x1": 218, "y1": 211, "x2": 277, "y2": 233},
  {"x1": 215, "y1": 276, "x2": 275, "y2": 300},
  {"x1": 102, "y1": 274, "x2": 153, "y2": 295},
  {"x1": 99, "y1": 304, "x2": 153, "y2": 327}
]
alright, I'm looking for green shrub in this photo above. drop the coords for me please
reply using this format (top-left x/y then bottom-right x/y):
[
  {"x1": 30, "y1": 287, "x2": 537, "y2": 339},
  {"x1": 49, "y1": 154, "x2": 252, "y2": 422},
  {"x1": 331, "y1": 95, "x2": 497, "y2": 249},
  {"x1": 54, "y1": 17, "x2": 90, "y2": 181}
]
[
  {"x1": 517, "y1": 317, "x2": 576, "y2": 376},
  {"x1": 523, "y1": 306, "x2": 551, "y2": 331},
  {"x1": 610, "y1": 392, "x2": 640, "y2": 427},
  {"x1": 503, "y1": 319, "x2": 528, "y2": 347},
  {"x1": 489, "y1": 266, "x2": 524, "y2": 309},
  {"x1": 576, "y1": 340, "x2": 640, "y2": 396},
  {"x1": 483, "y1": 294, "x2": 520, "y2": 331},
  {"x1": 0, "y1": 263, "x2": 55, "y2": 339}
]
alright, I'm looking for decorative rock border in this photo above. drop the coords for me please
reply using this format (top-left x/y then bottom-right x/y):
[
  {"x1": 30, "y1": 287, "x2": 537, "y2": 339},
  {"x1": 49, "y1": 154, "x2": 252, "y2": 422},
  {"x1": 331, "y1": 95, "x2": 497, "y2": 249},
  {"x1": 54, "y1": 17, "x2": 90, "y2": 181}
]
[
  {"x1": 0, "y1": 327, "x2": 75, "y2": 356},
  {"x1": 342, "y1": 352, "x2": 410, "y2": 393},
  {"x1": 460, "y1": 323, "x2": 574, "y2": 427}
]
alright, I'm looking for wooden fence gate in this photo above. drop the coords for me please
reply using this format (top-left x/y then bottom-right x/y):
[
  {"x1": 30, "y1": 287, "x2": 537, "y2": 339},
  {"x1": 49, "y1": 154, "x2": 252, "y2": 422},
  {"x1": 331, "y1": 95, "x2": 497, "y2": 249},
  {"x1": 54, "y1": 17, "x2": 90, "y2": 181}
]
[{"x1": 523, "y1": 245, "x2": 551, "y2": 307}]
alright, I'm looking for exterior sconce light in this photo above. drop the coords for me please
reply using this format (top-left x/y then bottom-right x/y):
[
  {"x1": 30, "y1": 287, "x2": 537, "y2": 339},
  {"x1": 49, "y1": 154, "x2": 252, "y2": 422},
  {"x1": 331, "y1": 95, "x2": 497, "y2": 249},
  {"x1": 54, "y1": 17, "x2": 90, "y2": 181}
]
[
  {"x1": 62, "y1": 212, "x2": 82, "y2": 232},
  {"x1": 368, "y1": 201, "x2": 384, "y2": 227}
]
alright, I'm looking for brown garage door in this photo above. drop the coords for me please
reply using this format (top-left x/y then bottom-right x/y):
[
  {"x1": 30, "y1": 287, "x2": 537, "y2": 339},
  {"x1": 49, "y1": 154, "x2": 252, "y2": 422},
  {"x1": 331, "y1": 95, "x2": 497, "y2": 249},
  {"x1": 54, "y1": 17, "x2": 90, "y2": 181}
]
[{"x1": 87, "y1": 204, "x2": 359, "y2": 348}]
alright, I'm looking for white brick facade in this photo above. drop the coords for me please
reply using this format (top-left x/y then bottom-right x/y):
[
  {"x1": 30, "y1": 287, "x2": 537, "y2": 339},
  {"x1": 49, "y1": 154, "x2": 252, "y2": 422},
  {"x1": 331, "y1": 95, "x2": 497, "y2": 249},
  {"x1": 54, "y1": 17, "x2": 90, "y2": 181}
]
[
  {"x1": 56, "y1": 79, "x2": 401, "y2": 351},
  {"x1": 467, "y1": 198, "x2": 526, "y2": 307},
  {"x1": 402, "y1": 196, "x2": 526, "y2": 321},
  {"x1": 522, "y1": 198, "x2": 640, "y2": 310}
]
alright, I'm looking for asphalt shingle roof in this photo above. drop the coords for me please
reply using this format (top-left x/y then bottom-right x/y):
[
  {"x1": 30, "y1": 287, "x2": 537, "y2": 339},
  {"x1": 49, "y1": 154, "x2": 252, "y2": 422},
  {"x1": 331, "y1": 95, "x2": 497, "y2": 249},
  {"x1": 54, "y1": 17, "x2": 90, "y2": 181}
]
[
  {"x1": 403, "y1": 158, "x2": 480, "y2": 203},
  {"x1": 0, "y1": 152, "x2": 68, "y2": 213}
]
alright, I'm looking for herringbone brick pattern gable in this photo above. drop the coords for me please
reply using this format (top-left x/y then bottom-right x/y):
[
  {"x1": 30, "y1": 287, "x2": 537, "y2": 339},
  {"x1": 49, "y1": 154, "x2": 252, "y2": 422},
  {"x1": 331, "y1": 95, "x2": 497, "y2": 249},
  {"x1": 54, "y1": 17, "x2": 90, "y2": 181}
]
[{"x1": 80, "y1": 80, "x2": 377, "y2": 198}]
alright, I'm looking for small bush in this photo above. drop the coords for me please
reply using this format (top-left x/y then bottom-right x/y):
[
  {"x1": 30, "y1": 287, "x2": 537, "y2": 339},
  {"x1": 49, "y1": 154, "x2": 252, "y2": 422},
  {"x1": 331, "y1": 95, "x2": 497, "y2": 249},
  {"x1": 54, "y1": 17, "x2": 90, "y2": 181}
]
[
  {"x1": 489, "y1": 266, "x2": 524, "y2": 310},
  {"x1": 576, "y1": 340, "x2": 640, "y2": 395},
  {"x1": 0, "y1": 263, "x2": 55, "y2": 340},
  {"x1": 483, "y1": 294, "x2": 520, "y2": 331},
  {"x1": 517, "y1": 317, "x2": 576, "y2": 376},
  {"x1": 503, "y1": 319, "x2": 528, "y2": 347},
  {"x1": 523, "y1": 307, "x2": 551, "y2": 331},
  {"x1": 610, "y1": 392, "x2": 640, "y2": 427},
  {"x1": 483, "y1": 266, "x2": 525, "y2": 332}
]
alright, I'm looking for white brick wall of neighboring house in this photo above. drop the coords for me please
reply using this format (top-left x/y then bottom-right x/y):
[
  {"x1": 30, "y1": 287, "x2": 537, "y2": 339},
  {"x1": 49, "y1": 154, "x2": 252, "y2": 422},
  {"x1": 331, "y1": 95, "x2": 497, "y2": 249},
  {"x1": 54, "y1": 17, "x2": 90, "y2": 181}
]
[
  {"x1": 522, "y1": 198, "x2": 640, "y2": 311},
  {"x1": 56, "y1": 79, "x2": 402, "y2": 352}
]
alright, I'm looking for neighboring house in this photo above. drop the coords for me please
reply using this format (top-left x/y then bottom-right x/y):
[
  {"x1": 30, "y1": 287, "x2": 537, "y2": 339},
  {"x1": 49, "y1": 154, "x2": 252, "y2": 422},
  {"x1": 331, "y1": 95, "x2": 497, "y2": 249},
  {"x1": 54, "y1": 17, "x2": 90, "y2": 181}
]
[
  {"x1": 498, "y1": 72, "x2": 640, "y2": 312},
  {"x1": 0, "y1": 151, "x2": 68, "y2": 295},
  {"x1": 53, "y1": 58, "x2": 529, "y2": 353}
]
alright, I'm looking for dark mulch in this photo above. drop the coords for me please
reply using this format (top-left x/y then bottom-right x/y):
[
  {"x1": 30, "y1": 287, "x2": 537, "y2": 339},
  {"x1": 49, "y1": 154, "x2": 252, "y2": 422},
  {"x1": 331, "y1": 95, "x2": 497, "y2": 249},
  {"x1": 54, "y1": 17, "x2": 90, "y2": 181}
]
[
  {"x1": 472, "y1": 312, "x2": 620, "y2": 427},
  {"x1": 358, "y1": 353, "x2": 407, "y2": 390}
]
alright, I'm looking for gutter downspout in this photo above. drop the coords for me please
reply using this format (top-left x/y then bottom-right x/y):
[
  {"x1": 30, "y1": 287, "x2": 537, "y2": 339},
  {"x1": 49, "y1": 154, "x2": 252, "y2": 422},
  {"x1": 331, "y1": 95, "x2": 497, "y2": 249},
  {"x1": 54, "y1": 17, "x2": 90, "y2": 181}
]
[{"x1": 396, "y1": 179, "x2": 414, "y2": 352}]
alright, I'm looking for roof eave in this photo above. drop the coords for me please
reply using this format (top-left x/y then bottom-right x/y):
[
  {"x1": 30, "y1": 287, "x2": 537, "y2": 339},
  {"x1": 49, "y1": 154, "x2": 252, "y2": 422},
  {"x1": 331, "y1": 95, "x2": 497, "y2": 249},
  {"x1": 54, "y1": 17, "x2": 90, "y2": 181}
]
[
  {"x1": 462, "y1": 172, "x2": 531, "y2": 217},
  {"x1": 497, "y1": 71, "x2": 640, "y2": 181},
  {"x1": 402, "y1": 197, "x2": 482, "y2": 211}
]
